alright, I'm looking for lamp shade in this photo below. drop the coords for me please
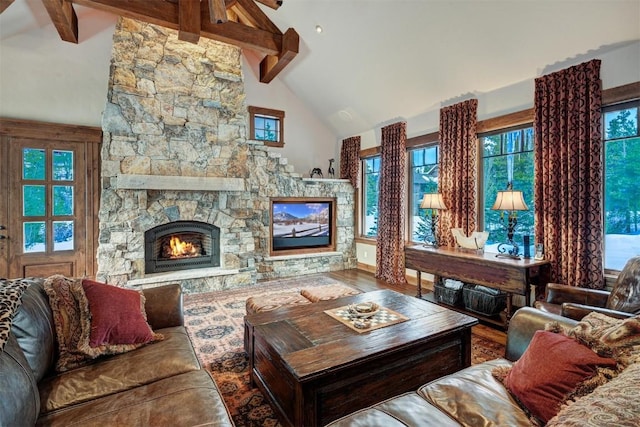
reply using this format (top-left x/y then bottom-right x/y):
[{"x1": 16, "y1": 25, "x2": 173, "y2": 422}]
[
  {"x1": 420, "y1": 193, "x2": 447, "y2": 210},
  {"x1": 491, "y1": 190, "x2": 529, "y2": 211}
]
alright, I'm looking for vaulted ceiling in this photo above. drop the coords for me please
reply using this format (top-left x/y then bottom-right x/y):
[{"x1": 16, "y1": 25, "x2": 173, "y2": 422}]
[{"x1": 1, "y1": 1, "x2": 639, "y2": 139}]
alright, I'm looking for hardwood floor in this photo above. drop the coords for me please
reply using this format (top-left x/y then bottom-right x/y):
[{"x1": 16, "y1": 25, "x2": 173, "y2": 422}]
[{"x1": 326, "y1": 268, "x2": 507, "y2": 346}]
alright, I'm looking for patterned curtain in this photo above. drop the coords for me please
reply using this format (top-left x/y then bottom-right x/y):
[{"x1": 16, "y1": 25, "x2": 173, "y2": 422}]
[
  {"x1": 376, "y1": 122, "x2": 407, "y2": 285},
  {"x1": 534, "y1": 59, "x2": 603, "y2": 289},
  {"x1": 438, "y1": 99, "x2": 478, "y2": 247},
  {"x1": 339, "y1": 136, "x2": 361, "y2": 188}
]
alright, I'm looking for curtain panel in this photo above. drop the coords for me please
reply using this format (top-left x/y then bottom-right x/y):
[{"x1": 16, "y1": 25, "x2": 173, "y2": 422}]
[
  {"x1": 438, "y1": 99, "x2": 479, "y2": 247},
  {"x1": 339, "y1": 136, "x2": 361, "y2": 188},
  {"x1": 534, "y1": 59, "x2": 604, "y2": 289},
  {"x1": 375, "y1": 122, "x2": 407, "y2": 285}
]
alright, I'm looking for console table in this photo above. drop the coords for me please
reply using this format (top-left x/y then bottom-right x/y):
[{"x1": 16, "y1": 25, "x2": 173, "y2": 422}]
[{"x1": 405, "y1": 245, "x2": 550, "y2": 326}]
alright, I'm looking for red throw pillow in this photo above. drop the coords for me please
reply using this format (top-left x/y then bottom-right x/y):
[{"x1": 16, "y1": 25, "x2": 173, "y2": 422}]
[
  {"x1": 503, "y1": 330, "x2": 617, "y2": 423},
  {"x1": 82, "y1": 279, "x2": 156, "y2": 347}
]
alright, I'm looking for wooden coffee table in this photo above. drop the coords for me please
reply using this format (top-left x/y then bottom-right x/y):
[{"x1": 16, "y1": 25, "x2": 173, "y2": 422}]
[{"x1": 244, "y1": 289, "x2": 478, "y2": 427}]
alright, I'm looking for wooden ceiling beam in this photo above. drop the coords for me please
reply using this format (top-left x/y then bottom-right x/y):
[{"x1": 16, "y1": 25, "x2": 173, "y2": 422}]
[
  {"x1": 200, "y1": 0, "x2": 280, "y2": 55},
  {"x1": 234, "y1": 0, "x2": 281, "y2": 34},
  {"x1": 0, "y1": 0, "x2": 14, "y2": 14},
  {"x1": 259, "y1": 27, "x2": 298, "y2": 83},
  {"x1": 41, "y1": 0, "x2": 79, "y2": 43},
  {"x1": 70, "y1": 0, "x2": 281, "y2": 55},
  {"x1": 209, "y1": 0, "x2": 228, "y2": 24},
  {"x1": 48, "y1": 0, "x2": 298, "y2": 82},
  {"x1": 255, "y1": 0, "x2": 282, "y2": 10},
  {"x1": 178, "y1": 0, "x2": 200, "y2": 43}
]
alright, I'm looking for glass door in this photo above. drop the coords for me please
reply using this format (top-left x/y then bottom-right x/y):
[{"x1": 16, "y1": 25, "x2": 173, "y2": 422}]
[{"x1": 3, "y1": 139, "x2": 87, "y2": 278}]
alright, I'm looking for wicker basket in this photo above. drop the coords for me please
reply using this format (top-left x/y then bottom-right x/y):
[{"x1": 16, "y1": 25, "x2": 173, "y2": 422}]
[
  {"x1": 433, "y1": 282, "x2": 464, "y2": 306},
  {"x1": 462, "y1": 285, "x2": 507, "y2": 316}
]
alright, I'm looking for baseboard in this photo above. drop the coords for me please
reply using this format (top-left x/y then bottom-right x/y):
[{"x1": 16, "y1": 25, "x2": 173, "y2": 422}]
[
  {"x1": 357, "y1": 263, "x2": 432, "y2": 290},
  {"x1": 356, "y1": 262, "x2": 376, "y2": 273}
]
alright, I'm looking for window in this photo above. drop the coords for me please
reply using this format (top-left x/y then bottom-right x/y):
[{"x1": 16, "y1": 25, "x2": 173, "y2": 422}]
[
  {"x1": 248, "y1": 106, "x2": 284, "y2": 147},
  {"x1": 362, "y1": 155, "x2": 381, "y2": 237},
  {"x1": 409, "y1": 145, "x2": 439, "y2": 242},
  {"x1": 480, "y1": 126, "x2": 535, "y2": 254},
  {"x1": 603, "y1": 100, "x2": 640, "y2": 271}
]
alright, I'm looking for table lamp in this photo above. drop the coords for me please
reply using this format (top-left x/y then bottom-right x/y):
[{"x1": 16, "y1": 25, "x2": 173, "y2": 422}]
[
  {"x1": 420, "y1": 193, "x2": 447, "y2": 247},
  {"x1": 491, "y1": 183, "x2": 528, "y2": 259}
]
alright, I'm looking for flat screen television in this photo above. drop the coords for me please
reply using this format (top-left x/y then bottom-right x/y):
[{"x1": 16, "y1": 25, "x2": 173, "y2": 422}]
[{"x1": 270, "y1": 197, "x2": 336, "y2": 255}]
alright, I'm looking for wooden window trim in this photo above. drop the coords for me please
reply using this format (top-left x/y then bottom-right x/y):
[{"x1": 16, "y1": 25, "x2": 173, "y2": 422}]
[
  {"x1": 406, "y1": 131, "x2": 438, "y2": 149},
  {"x1": 248, "y1": 105, "x2": 285, "y2": 147}
]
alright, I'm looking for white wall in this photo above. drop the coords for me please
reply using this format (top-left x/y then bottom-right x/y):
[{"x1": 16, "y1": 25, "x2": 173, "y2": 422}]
[
  {"x1": 242, "y1": 52, "x2": 339, "y2": 176},
  {"x1": 356, "y1": 40, "x2": 640, "y2": 269},
  {"x1": 0, "y1": 8, "x2": 115, "y2": 127}
]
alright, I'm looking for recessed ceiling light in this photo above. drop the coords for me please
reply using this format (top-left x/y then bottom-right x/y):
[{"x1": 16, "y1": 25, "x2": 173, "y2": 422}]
[{"x1": 315, "y1": 25, "x2": 323, "y2": 33}]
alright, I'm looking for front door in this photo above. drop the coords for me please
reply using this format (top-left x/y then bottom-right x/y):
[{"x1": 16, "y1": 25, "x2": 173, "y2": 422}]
[{"x1": 0, "y1": 119, "x2": 100, "y2": 279}]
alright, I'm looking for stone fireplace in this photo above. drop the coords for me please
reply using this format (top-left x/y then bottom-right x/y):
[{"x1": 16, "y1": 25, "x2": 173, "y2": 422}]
[{"x1": 96, "y1": 18, "x2": 356, "y2": 293}]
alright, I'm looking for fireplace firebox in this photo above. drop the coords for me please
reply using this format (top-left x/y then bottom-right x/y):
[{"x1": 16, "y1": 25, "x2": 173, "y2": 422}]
[{"x1": 144, "y1": 221, "x2": 220, "y2": 274}]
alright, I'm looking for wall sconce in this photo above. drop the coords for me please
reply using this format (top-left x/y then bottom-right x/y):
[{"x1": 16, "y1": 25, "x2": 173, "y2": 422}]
[
  {"x1": 491, "y1": 183, "x2": 528, "y2": 259},
  {"x1": 420, "y1": 193, "x2": 447, "y2": 247}
]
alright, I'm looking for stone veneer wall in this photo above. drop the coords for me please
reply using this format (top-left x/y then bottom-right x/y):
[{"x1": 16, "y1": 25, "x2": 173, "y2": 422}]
[{"x1": 97, "y1": 18, "x2": 356, "y2": 293}]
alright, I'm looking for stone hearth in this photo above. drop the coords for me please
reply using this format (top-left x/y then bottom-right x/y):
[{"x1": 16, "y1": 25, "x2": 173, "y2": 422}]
[{"x1": 96, "y1": 18, "x2": 356, "y2": 293}]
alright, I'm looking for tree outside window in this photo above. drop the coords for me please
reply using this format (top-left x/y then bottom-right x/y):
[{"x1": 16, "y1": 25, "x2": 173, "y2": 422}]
[
  {"x1": 409, "y1": 145, "x2": 439, "y2": 242},
  {"x1": 481, "y1": 126, "x2": 535, "y2": 254},
  {"x1": 604, "y1": 101, "x2": 640, "y2": 271},
  {"x1": 362, "y1": 156, "x2": 381, "y2": 237}
]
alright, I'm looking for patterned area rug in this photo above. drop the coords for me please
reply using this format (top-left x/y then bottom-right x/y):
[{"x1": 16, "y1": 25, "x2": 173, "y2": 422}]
[{"x1": 184, "y1": 274, "x2": 505, "y2": 427}]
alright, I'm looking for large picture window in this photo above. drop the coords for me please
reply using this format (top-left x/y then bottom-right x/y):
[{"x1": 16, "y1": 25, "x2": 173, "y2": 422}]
[
  {"x1": 480, "y1": 126, "x2": 535, "y2": 254},
  {"x1": 409, "y1": 145, "x2": 439, "y2": 242},
  {"x1": 603, "y1": 100, "x2": 640, "y2": 271},
  {"x1": 362, "y1": 155, "x2": 381, "y2": 237}
]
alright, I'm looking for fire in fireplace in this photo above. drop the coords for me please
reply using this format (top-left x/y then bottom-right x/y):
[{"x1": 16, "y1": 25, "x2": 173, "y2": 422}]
[{"x1": 145, "y1": 221, "x2": 220, "y2": 274}]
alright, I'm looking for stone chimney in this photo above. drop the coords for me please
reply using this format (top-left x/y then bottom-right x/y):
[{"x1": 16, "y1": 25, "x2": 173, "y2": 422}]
[{"x1": 97, "y1": 18, "x2": 355, "y2": 293}]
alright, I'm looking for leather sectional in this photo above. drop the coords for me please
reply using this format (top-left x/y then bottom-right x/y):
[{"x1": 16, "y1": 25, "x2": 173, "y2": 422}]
[{"x1": 1, "y1": 278, "x2": 234, "y2": 426}]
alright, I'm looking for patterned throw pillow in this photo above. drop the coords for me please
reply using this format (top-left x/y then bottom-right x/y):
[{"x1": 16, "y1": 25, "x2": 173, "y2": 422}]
[
  {"x1": 549, "y1": 312, "x2": 640, "y2": 368},
  {"x1": 546, "y1": 362, "x2": 640, "y2": 427},
  {"x1": 42, "y1": 275, "x2": 93, "y2": 372},
  {"x1": 0, "y1": 278, "x2": 30, "y2": 352}
]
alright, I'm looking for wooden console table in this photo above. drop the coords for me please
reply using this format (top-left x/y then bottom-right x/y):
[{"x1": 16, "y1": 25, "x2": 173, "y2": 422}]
[{"x1": 405, "y1": 245, "x2": 550, "y2": 326}]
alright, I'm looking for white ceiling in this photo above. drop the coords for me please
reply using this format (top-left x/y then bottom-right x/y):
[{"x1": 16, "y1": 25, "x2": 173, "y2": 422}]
[{"x1": 2, "y1": 0, "x2": 640, "y2": 139}]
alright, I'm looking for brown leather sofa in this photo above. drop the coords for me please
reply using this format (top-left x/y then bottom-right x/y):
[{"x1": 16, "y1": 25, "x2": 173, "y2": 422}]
[
  {"x1": 326, "y1": 307, "x2": 580, "y2": 426},
  {"x1": 1, "y1": 278, "x2": 234, "y2": 426}
]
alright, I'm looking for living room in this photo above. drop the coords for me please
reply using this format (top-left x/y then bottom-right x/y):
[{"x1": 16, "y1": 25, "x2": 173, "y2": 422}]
[{"x1": 1, "y1": 1, "x2": 640, "y2": 426}]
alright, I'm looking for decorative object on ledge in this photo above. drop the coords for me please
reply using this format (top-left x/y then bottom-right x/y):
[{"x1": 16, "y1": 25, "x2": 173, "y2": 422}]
[
  {"x1": 327, "y1": 158, "x2": 335, "y2": 178},
  {"x1": 491, "y1": 183, "x2": 529, "y2": 259},
  {"x1": 451, "y1": 228, "x2": 489, "y2": 251},
  {"x1": 309, "y1": 167, "x2": 323, "y2": 178},
  {"x1": 420, "y1": 193, "x2": 448, "y2": 247}
]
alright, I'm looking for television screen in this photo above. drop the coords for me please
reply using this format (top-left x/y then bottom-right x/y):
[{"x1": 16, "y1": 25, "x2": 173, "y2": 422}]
[{"x1": 271, "y1": 200, "x2": 332, "y2": 250}]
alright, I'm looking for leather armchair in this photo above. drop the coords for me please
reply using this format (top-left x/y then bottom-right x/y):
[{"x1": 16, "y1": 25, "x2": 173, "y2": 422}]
[{"x1": 534, "y1": 255, "x2": 640, "y2": 320}]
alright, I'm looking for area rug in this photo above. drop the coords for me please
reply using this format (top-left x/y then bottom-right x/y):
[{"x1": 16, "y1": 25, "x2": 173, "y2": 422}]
[{"x1": 184, "y1": 274, "x2": 505, "y2": 427}]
